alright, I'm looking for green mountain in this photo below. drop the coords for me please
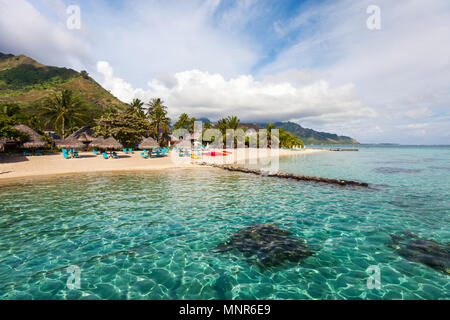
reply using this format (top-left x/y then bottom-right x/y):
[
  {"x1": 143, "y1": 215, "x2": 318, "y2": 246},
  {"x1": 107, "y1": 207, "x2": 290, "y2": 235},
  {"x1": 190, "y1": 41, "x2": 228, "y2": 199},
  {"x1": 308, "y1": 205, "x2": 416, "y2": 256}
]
[
  {"x1": 0, "y1": 53, "x2": 127, "y2": 111},
  {"x1": 273, "y1": 121, "x2": 359, "y2": 145}
]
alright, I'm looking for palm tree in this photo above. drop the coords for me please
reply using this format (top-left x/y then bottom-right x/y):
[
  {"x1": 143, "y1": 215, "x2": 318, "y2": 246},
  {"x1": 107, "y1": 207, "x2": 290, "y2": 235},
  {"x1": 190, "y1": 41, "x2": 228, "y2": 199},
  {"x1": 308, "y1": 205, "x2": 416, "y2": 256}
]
[
  {"x1": 173, "y1": 113, "x2": 190, "y2": 130},
  {"x1": 146, "y1": 98, "x2": 171, "y2": 142},
  {"x1": 39, "y1": 90, "x2": 88, "y2": 138},
  {"x1": 127, "y1": 98, "x2": 145, "y2": 118},
  {"x1": 265, "y1": 123, "x2": 276, "y2": 147},
  {"x1": 217, "y1": 116, "x2": 241, "y2": 134},
  {"x1": 226, "y1": 116, "x2": 240, "y2": 130}
]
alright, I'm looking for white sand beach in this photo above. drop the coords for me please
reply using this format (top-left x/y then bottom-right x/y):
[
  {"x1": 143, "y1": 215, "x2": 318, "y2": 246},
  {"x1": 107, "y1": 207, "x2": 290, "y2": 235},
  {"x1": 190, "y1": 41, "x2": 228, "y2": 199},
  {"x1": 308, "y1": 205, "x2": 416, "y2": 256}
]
[{"x1": 0, "y1": 148, "x2": 323, "y2": 182}]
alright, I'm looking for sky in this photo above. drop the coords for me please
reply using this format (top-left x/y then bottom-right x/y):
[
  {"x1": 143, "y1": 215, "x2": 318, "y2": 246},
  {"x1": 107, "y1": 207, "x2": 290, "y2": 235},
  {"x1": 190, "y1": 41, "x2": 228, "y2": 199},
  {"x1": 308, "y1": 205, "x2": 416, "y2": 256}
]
[{"x1": 0, "y1": 0, "x2": 449, "y2": 144}]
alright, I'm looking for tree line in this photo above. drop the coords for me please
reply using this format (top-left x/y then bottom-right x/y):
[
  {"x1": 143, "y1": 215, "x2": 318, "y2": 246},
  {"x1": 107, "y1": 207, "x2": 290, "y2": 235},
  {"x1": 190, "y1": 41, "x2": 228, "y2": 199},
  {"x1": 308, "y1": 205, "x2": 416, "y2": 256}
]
[{"x1": 0, "y1": 90, "x2": 303, "y2": 148}]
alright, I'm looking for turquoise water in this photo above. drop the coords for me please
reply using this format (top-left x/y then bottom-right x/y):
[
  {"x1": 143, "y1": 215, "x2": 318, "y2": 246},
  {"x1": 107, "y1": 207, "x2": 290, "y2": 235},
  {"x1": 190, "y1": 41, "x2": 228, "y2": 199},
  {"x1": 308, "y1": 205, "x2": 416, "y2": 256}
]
[{"x1": 0, "y1": 146, "x2": 449, "y2": 300}]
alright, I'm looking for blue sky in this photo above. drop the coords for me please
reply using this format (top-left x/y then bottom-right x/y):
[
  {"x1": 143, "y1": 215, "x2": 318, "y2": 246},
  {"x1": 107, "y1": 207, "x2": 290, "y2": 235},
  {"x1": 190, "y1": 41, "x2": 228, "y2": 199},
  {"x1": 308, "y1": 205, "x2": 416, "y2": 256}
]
[{"x1": 1, "y1": 0, "x2": 449, "y2": 144}]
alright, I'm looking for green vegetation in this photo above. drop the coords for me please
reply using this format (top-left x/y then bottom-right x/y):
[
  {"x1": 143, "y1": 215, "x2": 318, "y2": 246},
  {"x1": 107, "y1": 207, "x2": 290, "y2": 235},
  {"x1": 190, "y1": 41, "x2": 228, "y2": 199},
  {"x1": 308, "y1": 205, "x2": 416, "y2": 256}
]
[
  {"x1": 0, "y1": 53, "x2": 127, "y2": 115},
  {"x1": 0, "y1": 114, "x2": 28, "y2": 141},
  {"x1": 146, "y1": 98, "x2": 171, "y2": 143},
  {"x1": 0, "y1": 52, "x2": 356, "y2": 149},
  {"x1": 273, "y1": 122, "x2": 358, "y2": 145},
  {"x1": 127, "y1": 98, "x2": 146, "y2": 118},
  {"x1": 93, "y1": 111, "x2": 152, "y2": 148},
  {"x1": 39, "y1": 90, "x2": 89, "y2": 138},
  {"x1": 173, "y1": 113, "x2": 196, "y2": 131}
]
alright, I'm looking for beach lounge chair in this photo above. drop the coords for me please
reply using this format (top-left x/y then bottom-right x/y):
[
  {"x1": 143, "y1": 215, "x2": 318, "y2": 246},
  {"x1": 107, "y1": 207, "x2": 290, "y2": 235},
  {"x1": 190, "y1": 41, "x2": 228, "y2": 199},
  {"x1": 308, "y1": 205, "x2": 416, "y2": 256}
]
[
  {"x1": 35, "y1": 150, "x2": 42, "y2": 156},
  {"x1": 102, "y1": 152, "x2": 109, "y2": 159},
  {"x1": 112, "y1": 152, "x2": 119, "y2": 159},
  {"x1": 140, "y1": 152, "x2": 148, "y2": 159},
  {"x1": 123, "y1": 148, "x2": 128, "y2": 154},
  {"x1": 23, "y1": 150, "x2": 31, "y2": 156},
  {"x1": 73, "y1": 151, "x2": 80, "y2": 158},
  {"x1": 63, "y1": 152, "x2": 71, "y2": 159},
  {"x1": 93, "y1": 149, "x2": 99, "y2": 155},
  {"x1": 128, "y1": 149, "x2": 134, "y2": 154}
]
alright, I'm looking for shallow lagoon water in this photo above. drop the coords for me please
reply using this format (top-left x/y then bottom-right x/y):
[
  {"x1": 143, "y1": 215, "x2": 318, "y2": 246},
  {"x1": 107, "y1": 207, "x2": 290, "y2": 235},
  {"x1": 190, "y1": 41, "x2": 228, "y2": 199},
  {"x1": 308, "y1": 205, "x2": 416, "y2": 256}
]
[{"x1": 0, "y1": 146, "x2": 448, "y2": 300}]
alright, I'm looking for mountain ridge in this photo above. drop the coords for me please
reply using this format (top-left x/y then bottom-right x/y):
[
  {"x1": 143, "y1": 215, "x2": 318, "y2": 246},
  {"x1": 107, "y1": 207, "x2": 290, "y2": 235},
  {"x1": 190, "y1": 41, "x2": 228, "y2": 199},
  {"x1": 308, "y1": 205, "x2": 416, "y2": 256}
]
[{"x1": 0, "y1": 52, "x2": 127, "y2": 111}]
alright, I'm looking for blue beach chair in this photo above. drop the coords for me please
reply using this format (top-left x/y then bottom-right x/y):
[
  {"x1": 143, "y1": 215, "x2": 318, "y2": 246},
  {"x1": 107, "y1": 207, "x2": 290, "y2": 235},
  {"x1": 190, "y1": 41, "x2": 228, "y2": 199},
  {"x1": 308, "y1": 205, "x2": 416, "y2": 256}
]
[
  {"x1": 93, "y1": 149, "x2": 99, "y2": 155},
  {"x1": 35, "y1": 150, "x2": 42, "y2": 156},
  {"x1": 140, "y1": 152, "x2": 148, "y2": 159},
  {"x1": 102, "y1": 152, "x2": 109, "y2": 159},
  {"x1": 128, "y1": 149, "x2": 134, "y2": 154},
  {"x1": 123, "y1": 148, "x2": 128, "y2": 154}
]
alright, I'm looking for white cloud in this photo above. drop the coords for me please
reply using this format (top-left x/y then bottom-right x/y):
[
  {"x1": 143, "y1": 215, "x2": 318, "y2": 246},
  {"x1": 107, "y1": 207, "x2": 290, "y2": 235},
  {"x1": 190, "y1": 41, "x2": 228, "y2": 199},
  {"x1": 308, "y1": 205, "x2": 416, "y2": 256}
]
[
  {"x1": 87, "y1": 0, "x2": 259, "y2": 87},
  {"x1": 1, "y1": 0, "x2": 449, "y2": 144},
  {"x1": 406, "y1": 108, "x2": 433, "y2": 120},
  {"x1": 97, "y1": 61, "x2": 375, "y2": 126},
  {"x1": 96, "y1": 61, "x2": 148, "y2": 103},
  {"x1": 0, "y1": 0, "x2": 92, "y2": 69},
  {"x1": 259, "y1": 0, "x2": 450, "y2": 143}
]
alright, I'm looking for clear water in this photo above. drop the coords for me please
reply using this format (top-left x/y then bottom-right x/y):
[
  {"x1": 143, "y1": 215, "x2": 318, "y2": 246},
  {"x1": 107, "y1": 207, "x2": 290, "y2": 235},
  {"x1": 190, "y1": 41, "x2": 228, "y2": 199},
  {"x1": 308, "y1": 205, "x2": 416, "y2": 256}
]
[{"x1": 0, "y1": 146, "x2": 449, "y2": 300}]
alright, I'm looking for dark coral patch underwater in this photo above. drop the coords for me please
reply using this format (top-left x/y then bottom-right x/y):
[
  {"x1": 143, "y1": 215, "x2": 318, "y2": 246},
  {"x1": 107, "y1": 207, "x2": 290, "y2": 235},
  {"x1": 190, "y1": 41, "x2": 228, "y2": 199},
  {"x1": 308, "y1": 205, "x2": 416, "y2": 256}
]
[
  {"x1": 389, "y1": 232, "x2": 450, "y2": 275},
  {"x1": 213, "y1": 224, "x2": 315, "y2": 269}
]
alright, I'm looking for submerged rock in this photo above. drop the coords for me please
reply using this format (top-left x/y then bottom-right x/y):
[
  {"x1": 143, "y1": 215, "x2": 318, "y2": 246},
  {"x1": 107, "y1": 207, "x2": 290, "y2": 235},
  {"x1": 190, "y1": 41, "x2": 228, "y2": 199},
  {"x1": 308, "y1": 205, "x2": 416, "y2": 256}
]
[
  {"x1": 389, "y1": 233, "x2": 450, "y2": 275},
  {"x1": 214, "y1": 224, "x2": 314, "y2": 269}
]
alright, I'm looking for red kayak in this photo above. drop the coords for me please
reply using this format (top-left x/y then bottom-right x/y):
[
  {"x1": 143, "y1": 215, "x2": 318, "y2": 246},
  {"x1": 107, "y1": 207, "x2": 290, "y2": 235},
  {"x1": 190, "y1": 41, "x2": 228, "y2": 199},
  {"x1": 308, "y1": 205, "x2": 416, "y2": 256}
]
[{"x1": 203, "y1": 151, "x2": 232, "y2": 157}]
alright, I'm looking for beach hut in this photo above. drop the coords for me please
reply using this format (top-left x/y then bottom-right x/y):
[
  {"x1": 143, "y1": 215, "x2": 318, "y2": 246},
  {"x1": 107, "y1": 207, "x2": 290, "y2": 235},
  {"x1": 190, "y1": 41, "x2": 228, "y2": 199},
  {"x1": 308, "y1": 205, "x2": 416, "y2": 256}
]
[
  {"x1": 56, "y1": 137, "x2": 85, "y2": 150},
  {"x1": 68, "y1": 127, "x2": 96, "y2": 145},
  {"x1": 173, "y1": 138, "x2": 191, "y2": 149},
  {"x1": 138, "y1": 137, "x2": 159, "y2": 150},
  {"x1": 13, "y1": 124, "x2": 47, "y2": 150},
  {"x1": 90, "y1": 136, "x2": 123, "y2": 150}
]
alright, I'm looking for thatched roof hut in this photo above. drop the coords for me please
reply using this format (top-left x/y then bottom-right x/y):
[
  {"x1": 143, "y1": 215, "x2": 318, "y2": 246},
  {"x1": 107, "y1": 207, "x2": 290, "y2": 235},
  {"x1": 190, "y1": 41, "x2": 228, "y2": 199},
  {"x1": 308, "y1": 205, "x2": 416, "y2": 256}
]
[
  {"x1": 90, "y1": 136, "x2": 123, "y2": 150},
  {"x1": 68, "y1": 126, "x2": 96, "y2": 143},
  {"x1": 170, "y1": 134, "x2": 181, "y2": 143},
  {"x1": 90, "y1": 136, "x2": 105, "y2": 146},
  {"x1": 173, "y1": 139, "x2": 192, "y2": 149},
  {"x1": 56, "y1": 137, "x2": 85, "y2": 150},
  {"x1": 138, "y1": 137, "x2": 159, "y2": 150},
  {"x1": 13, "y1": 124, "x2": 47, "y2": 149}
]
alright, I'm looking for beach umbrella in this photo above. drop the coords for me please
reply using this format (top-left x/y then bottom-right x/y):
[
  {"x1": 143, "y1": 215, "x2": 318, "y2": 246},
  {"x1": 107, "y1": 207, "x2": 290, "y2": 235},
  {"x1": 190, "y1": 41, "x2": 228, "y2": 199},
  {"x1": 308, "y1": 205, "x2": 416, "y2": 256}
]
[
  {"x1": 56, "y1": 137, "x2": 85, "y2": 150},
  {"x1": 90, "y1": 136, "x2": 123, "y2": 150},
  {"x1": 13, "y1": 124, "x2": 47, "y2": 150},
  {"x1": 90, "y1": 136, "x2": 105, "y2": 147},
  {"x1": 173, "y1": 139, "x2": 191, "y2": 149},
  {"x1": 68, "y1": 126, "x2": 96, "y2": 143},
  {"x1": 170, "y1": 134, "x2": 181, "y2": 143},
  {"x1": 138, "y1": 137, "x2": 159, "y2": 150}
]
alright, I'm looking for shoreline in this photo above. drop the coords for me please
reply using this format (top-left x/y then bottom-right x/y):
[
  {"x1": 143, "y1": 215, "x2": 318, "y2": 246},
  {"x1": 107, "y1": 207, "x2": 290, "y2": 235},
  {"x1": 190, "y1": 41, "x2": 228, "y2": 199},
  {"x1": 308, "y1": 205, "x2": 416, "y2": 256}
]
[{"x1": 0, "y1": 148, "x2": 323, "y2": 184}]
